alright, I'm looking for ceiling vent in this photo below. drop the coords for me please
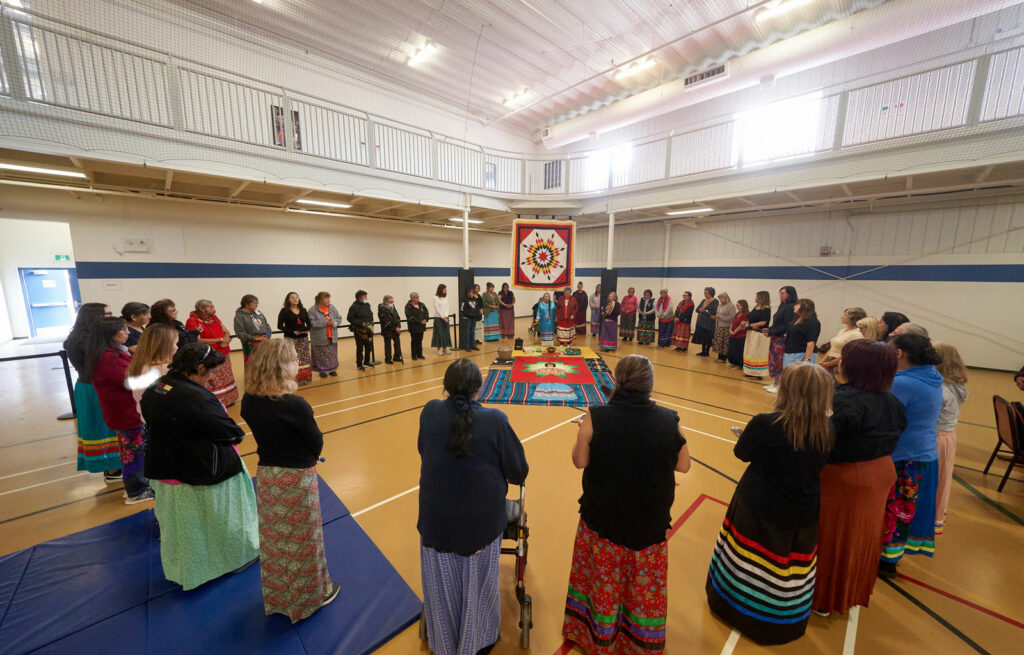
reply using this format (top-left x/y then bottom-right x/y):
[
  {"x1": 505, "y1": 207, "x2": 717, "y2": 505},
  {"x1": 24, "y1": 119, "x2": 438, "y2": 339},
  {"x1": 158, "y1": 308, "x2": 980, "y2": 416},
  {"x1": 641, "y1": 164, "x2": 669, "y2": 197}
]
[
  {"x1": 684, "y1": 63, "x2": 728, "y2": 88},
  {"x1": 541, "y1": 127, "x2": 552, "y2": 139}
]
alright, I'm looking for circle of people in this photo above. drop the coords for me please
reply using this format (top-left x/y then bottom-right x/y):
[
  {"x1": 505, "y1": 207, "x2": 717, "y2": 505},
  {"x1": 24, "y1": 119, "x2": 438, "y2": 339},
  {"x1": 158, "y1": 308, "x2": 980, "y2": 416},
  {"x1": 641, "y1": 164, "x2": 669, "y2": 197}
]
[{"x1": 61, "y1": 283, "x2": 968, "y2": 652}]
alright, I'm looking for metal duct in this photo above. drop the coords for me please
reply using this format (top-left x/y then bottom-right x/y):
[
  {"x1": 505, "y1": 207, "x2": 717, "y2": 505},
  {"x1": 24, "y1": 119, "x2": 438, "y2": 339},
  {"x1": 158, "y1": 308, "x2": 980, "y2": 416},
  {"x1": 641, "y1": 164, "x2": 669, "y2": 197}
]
[{"x1": 541, "y1": 0, "x2": 1019, "y2": 149}]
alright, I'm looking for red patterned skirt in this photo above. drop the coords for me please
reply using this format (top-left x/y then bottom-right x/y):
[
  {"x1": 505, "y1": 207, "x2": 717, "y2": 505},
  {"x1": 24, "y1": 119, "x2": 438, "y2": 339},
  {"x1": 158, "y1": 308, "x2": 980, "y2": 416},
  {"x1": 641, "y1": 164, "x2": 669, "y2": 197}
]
[
  {"x1": 562, "y1": 519, "x2": 668, "y2": 654},
  {"x1": 205, "y1": 358, "x2": 239, "y2": 406},
  {"x1": 288, "y1": 337, "x2": 312, "y2": 386},
  {"x1": 256, "y1": 465, "x2": 332, "y2": 623},
  {"x1": 767, "y1": 336, "x2": 786, "y2": 379},
  {"x1": 672, "y1": 321, "x2": 691, "y2": 349}
]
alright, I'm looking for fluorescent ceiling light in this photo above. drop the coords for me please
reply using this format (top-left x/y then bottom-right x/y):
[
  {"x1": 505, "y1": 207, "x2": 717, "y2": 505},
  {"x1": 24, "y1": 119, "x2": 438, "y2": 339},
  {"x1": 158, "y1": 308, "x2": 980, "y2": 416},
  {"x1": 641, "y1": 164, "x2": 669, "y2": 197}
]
[
  {"x1": 449, "y1": 217, "x2": 483, "y2": 225},
  {"x1": 755, "y1": 0, "x2": 815, "y2": 22},
  {"x1": 408, "y1": 43, "x2": 438, "y2": 67},
  {"x1": 0, "y1": 162, "x2": 87, "y2": 178},
  {"x1": 286, "y1": 208, "x2": 352, "y2": 219},
  {"x1": 503, "y1": 89, "x2": 533, "y2": 107},
  {"x1": 614, "y1": 57, "x2": 656, "y2": 80},
  {"x1": 666, "y1": 207, "x2": 714, "y2": 216},
  {"x1": 295, "y1": 198, "x2": 352, "y2": 209}
]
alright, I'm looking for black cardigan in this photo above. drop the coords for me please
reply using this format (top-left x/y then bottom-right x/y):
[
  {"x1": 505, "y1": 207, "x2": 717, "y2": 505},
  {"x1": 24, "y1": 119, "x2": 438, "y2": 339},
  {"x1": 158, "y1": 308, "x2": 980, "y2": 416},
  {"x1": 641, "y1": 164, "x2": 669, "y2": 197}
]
[
  {"x1": 142, "y1": 373, "x2": 244, "y2": 485},
  {"x1": 277, "y1": 307, "x2": 311, "y2": 339},
  {"x1": 404, "y1": 301, "x2": 430, "y2": 333},
  {"x1": 241, "y1": 393, "x2": 323, "y2": 469}
]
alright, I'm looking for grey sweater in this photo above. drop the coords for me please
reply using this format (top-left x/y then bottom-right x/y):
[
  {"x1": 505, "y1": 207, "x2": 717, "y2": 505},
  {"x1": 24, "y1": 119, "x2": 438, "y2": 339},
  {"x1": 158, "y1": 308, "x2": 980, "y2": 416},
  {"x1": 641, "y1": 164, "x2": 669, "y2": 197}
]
[
  {"x1": 937, "y1": 382, "x2": 968, "y2": 432},
  {"x1": 308, "y1": 304, "x2": 343, "y2": 345}
]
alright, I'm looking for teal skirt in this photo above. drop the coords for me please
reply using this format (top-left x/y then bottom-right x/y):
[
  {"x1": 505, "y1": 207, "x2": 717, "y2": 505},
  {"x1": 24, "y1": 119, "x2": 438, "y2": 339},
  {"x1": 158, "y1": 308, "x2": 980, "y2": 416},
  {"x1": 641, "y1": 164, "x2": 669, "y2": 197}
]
[
  {"x1": 74, "y1": 381, "x2": 121, "y2": 473},
  {"x1": 152, "y1": 460, "x2": 260, "y2": 590}
]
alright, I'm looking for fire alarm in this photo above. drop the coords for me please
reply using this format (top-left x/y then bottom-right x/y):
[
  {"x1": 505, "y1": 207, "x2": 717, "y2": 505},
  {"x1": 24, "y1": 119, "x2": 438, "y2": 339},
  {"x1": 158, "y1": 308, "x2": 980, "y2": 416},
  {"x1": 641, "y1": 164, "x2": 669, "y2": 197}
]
[{"x1": 820, "y1": 246, "x2": 834, "y2": 257}]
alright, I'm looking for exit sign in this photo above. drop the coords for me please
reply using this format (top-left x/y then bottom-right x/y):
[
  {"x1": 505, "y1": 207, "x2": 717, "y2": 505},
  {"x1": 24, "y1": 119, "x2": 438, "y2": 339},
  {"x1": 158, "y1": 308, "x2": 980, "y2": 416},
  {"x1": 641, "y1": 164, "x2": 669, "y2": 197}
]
[{"x1": 55, "y1": 254, "x2": 71, "y2": 262}]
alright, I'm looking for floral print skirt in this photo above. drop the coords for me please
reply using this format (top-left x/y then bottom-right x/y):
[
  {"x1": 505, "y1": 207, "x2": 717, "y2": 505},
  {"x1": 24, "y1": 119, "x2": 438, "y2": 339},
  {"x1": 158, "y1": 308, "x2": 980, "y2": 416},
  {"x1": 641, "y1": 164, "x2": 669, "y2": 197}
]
[
  {"x1": 881, "y1": 459, "x2": 938, "y2": 563},
  {"x1": 562, "y1": 519, "x2": 667, "y2": 654}
]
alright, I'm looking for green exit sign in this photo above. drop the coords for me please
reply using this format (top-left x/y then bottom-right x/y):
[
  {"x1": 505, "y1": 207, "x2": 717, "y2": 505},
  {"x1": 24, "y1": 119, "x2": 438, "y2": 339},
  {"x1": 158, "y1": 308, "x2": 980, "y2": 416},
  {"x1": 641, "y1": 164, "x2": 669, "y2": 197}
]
[{"x1": 55, "y1": 254, "x2": 71, "y2": 262}]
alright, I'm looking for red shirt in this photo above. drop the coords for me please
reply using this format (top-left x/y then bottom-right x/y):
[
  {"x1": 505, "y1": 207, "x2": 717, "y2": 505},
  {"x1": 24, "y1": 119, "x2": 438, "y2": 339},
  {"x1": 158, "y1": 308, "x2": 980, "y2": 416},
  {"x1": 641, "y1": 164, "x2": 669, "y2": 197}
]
[
  {"x1": 93, "y1": 347, "x2": 141, "y2": 430},
  {"x1": 730, "y1": 312, "x2": 749, "y2": 339},
  {"x1": 186, "y1": 311, "x2": 230, "y2": 355}
]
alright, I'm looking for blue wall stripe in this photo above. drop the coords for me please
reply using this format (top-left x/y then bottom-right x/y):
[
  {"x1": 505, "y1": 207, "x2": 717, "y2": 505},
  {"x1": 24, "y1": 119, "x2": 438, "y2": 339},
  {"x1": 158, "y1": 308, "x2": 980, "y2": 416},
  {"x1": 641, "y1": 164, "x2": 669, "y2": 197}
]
[
  {"x1": 577, "y1": 265, "x2": 1024, "y2": 283},
  {"x1": 76, "y1": 262, "x2": 512, "y2": 279},
  {"x1": 76, "y1": 261, "x2": 1023, "y2": 284}
]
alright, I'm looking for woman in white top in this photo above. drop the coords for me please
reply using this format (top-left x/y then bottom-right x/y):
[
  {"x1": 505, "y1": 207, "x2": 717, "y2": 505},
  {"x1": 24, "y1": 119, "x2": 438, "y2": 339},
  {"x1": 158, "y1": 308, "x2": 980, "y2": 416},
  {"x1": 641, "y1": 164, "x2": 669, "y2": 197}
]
[
  {"x1": 432, "y1": 284, "x2": 452, "y2": 355},
  {"x1": 820, "y1": 307, "x2": 867, "y2": 375},
  {"x1": 125, "y1": 323, "x2": 178, "y2": 418}
]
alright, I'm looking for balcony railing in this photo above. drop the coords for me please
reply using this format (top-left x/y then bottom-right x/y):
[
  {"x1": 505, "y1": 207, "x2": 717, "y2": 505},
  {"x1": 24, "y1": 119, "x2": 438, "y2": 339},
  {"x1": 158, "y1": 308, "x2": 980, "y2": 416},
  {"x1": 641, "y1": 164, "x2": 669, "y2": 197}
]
[{"x1": 0, "y1": 9, "x2": 1021, "y2": 200}]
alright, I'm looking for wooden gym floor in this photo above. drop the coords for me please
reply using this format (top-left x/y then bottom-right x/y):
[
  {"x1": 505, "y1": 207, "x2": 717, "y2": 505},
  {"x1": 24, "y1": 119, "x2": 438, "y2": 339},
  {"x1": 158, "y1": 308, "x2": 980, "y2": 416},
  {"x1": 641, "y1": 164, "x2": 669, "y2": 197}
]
[{"x1": 1, "y1": 317, "x2": 1021, "y2": 654}]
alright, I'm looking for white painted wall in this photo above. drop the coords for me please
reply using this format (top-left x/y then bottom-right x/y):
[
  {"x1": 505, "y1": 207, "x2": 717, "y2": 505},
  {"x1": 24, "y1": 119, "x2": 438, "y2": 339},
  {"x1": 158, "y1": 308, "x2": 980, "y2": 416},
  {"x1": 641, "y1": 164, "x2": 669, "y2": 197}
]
[
  {"x1": 0, "y1": 218, "x2": 76, "y2": 339},
  {"x1": 0, "y1": 187, "x2": 513, "y2": 335},
  {"x1": 577, "y1": 197, "x2": 1024, "y2": 370}
]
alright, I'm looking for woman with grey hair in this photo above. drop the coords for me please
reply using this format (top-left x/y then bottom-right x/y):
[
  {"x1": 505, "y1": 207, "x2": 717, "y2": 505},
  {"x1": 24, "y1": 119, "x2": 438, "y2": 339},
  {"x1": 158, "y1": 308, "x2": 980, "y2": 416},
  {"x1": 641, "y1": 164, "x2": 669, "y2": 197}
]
[
  {"x1": 711, "y1": 292, "x2": 735, "y2": 363},
  {"x1": 308, "y1": 291, "x2": 343, "y2": 377},
  {"x1": 405, "y1": 292, "x2": 430, "y2": 360},
  {"x1": 186, "y1": 299, "x2": 238, "y2": 404}
]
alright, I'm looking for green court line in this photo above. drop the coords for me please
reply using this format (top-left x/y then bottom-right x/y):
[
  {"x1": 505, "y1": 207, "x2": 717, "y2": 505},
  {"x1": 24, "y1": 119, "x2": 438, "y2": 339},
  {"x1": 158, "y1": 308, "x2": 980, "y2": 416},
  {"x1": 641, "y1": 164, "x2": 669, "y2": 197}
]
[{"x1": 952, "y1": 472, "x2": 1024, "y2": 527}]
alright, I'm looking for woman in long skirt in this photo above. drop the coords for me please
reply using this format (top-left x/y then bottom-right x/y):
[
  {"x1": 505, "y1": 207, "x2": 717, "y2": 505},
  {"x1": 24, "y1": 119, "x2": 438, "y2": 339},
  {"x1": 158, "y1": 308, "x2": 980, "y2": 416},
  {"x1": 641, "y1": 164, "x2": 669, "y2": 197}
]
[
  {"x1": 598, "y1": 293, "x2": 620, "y2": 351},
  {"x1": 692, "y1": 288, "x2": 718, "y2": 357},
  {"x1": 308, "y1": 292, "x2": 342, "y2": 377},
  {"x1": 672, "y1": 292, "x2": 694, "y2": 351},
  {"x1": 242, "y1": 340, "x2": 339, "y2": 622},
  {"x1": 419, "y1": 360, "x2": 528, "y2": 655},
  {"x1": 707, "y1": 363, "x2": 833, "y2": 645},
  {"x1": 65, "y1": 303, "x2": 122, "y2": 478},
  {"x1": 743, "y1": 292, "x2": 772, "y2": 377},
  {"x1": 813, "y1": 340, "x2": 904, "y2": 615},
  {"x1": 879, "y1": 335, "x2": 943, "y2": 577},
  {"x1": 589, "y1": 285, "x2": 601, "y2": 336},
  {"x1": 187, "y1": 300, "x2": 240, "y2": 404},
  {"x1": 536, "y1": 293, "x2": 556, "y2": 345},
  {"x1": 618, "y1": 288, "x2": 638, "y2": 341},
  {"x1": 655, "y1": 289, "x2": 673, "y2": 347},
  {"x1": 765, "y1": 287, "x2": 797, "y2": 392},
  {"x1": 636, "y1": 290, "x2": 656, "y2": 345},
  {"x1": 710, "y1": 293, "x2": 735, "y2": 362},
  {"x1": 432, "y1": 285, "x2": 452, "y2": 354},
  {"x1": 572, "y1": 283, "x2": 589, "y2": 335},
  {"x1": 276, "y1": 292, "x2": 312, "y2": 387},
  {"x1": 555, "y1": 287, "x2": 577, "y2": 345},
  {"x1": 481, "y1": 283, "x2": 500, "y2": 342},
  {"x1": 498, "y1": 283, "x2": 516, "y2": 338}
]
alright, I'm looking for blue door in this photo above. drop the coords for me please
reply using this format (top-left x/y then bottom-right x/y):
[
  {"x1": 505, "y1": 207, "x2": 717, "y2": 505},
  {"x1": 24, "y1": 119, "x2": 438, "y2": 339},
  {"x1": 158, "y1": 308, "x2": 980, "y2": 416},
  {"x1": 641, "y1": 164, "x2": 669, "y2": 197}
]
[{"x1": 19, "y1": 268, "x2": 76, "y2": 337}]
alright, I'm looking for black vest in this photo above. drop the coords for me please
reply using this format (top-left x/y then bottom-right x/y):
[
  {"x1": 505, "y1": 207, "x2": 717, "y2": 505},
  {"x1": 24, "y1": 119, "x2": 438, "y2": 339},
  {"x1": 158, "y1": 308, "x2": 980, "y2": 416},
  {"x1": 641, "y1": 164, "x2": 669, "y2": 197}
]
[{"x1": 580, "y1": 395, "x2": 683, "y2": 550}]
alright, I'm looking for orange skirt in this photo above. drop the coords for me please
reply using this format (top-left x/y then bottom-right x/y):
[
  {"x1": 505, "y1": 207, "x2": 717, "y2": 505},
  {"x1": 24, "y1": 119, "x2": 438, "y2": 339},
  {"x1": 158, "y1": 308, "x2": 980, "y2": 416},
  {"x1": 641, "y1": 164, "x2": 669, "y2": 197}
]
[{"x1": 813, "y1": 456, "x2": 896, "y2": 614}]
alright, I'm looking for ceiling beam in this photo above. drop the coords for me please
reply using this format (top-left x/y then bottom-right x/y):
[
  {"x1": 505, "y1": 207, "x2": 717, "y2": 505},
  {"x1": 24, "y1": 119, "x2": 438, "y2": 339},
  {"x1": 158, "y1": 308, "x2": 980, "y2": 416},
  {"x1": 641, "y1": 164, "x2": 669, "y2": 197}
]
[
  {"x1": 975, "y1": 165, "x2": 996, "y2": 183},
  {"x1": 227, "y1": 180, "x2": 250, "y2": 198},
  {"x1": 737, "y1": 197, "x2": 759, "y2": 207},
  {"x1": 284, "y1": 189, "x2": 313, "y2": 204},
  {"x1": 164, "y1": 170, "x2": 174, "y2": 192},
  {"x1": 840, "y1": 183, "x2": 853, "y2": 196},
  {"x1": 905, "y1": 176, "x2": 913, "y2": 191},
  {"x1": 785, "y1": 190, "x2": 802, "y2": 202},
  {"x1": 68, "y1": 156, "x2": 94, "y2": 183}
]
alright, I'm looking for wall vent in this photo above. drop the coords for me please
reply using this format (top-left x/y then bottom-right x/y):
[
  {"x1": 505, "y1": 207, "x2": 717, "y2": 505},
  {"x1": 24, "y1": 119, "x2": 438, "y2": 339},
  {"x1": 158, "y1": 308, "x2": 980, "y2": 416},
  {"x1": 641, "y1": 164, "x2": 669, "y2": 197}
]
[{"x1": 684, "y1": 63, "x2": 728, "y2": 88}]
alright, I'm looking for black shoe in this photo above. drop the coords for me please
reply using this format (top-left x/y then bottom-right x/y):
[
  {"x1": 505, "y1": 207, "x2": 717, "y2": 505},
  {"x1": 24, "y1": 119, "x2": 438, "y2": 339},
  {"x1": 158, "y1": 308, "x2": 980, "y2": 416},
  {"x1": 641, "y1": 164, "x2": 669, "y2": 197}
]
[
  {"x1": 319, "y1": 372, "x2": 328, "y2": 378},
  {"x1": 104, "y1": 470, "x2": 122, "y2": 483},
  {"x1": 365, "y1": 362, "x2": 376, "y2": 367},
  {"x1": 357, "y1": 365, "x2": 365, "y2": 371},
  {"x1": 877, "y1": 561, "x2": 898, "y2": 579},
  {"x1": 385, "y1": 360, "x2": 393, "y2": 365},
  {"x1": 394, "y1": 358, "x2": 404, "y2": 363},
  {"x1": 696, "y1": 352, "x2": 709, "y2": 357},
  {"x1": 328, "y1": 371, "x2": 337, "y2": 376}
]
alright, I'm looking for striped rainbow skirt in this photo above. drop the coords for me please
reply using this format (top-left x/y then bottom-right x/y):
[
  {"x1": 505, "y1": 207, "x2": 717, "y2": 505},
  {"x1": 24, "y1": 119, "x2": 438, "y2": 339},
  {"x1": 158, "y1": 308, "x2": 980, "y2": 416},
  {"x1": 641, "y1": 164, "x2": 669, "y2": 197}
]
[{"x1": 706, "y1": 489, "x2": 816, "y2": 645}]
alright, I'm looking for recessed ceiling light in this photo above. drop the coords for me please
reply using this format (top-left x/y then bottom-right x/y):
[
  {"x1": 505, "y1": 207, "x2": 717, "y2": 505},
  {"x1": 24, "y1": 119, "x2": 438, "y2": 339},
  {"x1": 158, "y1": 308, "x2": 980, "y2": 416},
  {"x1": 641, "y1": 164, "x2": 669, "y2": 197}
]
[
  {"x1": 755, "y1": 0, "x2": 815, "y2": 23},
  {"x1": 614, "y1": 57, "x2": 657, "y2": 80},
  {"x1": 0, "y1": 162, "x2": 87, "y2": 178},
  {"x1": 666, "y1": 207, "x2": 714, "y2": 216},
  {"x1": 408, "y1": 43, "x2": 438, "y2": 67},
  {"x1": 295, "y1": 198, "x2": 352, "y2": 209},
  {"x1": 449, "y1": 217, "x2": 483, "y2": 224}
]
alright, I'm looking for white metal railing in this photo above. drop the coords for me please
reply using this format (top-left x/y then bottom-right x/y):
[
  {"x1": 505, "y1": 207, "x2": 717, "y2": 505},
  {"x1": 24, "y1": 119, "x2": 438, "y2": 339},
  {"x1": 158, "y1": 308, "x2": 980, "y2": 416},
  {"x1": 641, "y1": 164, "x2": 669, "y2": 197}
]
[{"x1": 1, "y1": 9, "x2": 1022, "y2": 200}]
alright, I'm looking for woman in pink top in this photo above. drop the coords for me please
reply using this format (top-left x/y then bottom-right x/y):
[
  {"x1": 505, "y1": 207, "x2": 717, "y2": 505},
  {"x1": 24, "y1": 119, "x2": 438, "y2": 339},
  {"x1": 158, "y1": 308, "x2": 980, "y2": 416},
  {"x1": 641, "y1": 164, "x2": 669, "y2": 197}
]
[{"x1": 618, "y1": 288, "x2": 639, "y2": 342}]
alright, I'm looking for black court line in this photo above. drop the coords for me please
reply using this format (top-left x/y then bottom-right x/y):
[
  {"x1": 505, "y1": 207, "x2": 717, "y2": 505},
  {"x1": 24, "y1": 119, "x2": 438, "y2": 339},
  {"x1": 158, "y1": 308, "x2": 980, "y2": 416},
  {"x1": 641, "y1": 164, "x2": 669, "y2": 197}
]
[
  {"x1": 0, "y1": 432, "x2": 79, "y2": 450},
  {"x1": 602, "y1": 351, "x2": 765, "y2": 385},
  {"x1": 0, "y1": 487, "x2": 124, "y2": 527},
  {"x1": 650, "y1": 390, "x2": 755, "y2": 418},
  {"x1": 958, "y1": 420, "x2": 997, "y2": 430},
  {"x1": 953, "y1": 462, "x2": 1024, "y2": 485},
  {"x1": 690, "y1": 456, "x2": 739, "y2": 484},
  {"x1": 880, "y1": 578, "x2": 990, "y2": 654}
]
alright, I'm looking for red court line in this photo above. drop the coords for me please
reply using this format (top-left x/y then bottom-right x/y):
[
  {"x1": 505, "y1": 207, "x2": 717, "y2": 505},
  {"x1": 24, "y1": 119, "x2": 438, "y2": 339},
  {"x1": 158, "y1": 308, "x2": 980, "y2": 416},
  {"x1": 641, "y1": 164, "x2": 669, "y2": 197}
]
[
  {"x1": 555, "y1": 493, "x2": 730, "y2": 654},
  {"x1": 897, "y1": 573, "x2": 1024, "y2": 631}
]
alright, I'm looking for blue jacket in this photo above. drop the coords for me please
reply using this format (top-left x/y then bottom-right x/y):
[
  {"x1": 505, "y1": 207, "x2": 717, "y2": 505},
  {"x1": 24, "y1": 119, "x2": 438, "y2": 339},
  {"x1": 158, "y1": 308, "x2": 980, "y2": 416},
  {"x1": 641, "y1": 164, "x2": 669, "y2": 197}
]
[{"x1": 891, "y1": 365, "x2": 943, "y2": 462}]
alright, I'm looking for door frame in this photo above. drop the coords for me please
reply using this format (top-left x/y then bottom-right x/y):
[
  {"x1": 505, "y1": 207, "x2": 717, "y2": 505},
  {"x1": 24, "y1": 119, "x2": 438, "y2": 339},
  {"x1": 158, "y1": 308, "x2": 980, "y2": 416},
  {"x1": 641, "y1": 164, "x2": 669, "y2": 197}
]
[{"x1": 17, "y1": 267, "x2": 83, "y2": 337}]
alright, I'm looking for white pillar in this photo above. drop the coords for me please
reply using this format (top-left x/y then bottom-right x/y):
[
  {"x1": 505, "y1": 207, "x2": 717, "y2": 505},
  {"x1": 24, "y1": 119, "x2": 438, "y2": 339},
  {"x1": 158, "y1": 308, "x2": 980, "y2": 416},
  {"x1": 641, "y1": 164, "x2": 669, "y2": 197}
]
[
  {"x1": 462, "y1": 207, "x2": 470, "y2": 269},
  {"x1": 606, "y1": 212, "x2": 615, "y2": 269},
  {"x1": 661, "y1": 222, "x2": 672, "y2": 290}
]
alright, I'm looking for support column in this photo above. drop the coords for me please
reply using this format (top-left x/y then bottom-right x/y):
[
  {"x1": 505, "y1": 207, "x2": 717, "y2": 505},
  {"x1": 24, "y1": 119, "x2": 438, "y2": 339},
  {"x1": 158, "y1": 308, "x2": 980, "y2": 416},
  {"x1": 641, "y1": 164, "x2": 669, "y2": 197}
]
[
  {"x1": 606, "y1": 212, "x2": 615, "y2": 269},
  {"x1": 462, "y1": 207, "x2": 470, "y2": 269},
  {"x1": 661, "y1": 222, "x2": 673, "y2": 290}
]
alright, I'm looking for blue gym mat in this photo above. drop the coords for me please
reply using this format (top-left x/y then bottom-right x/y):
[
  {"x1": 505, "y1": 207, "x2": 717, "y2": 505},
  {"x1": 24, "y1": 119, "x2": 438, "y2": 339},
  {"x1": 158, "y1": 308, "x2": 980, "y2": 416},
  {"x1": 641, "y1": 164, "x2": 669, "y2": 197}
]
[{"x1": 0, "y1": 477, "x2": 422, "y2": 655}]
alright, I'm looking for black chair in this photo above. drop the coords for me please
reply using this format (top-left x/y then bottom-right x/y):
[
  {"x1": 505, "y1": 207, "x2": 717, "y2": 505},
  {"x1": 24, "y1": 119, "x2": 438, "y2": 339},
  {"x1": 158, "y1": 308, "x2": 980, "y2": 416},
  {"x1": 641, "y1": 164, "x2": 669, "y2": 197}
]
[{"x1": 984, "y1": 396, "x2": 1024, "y2": 491}]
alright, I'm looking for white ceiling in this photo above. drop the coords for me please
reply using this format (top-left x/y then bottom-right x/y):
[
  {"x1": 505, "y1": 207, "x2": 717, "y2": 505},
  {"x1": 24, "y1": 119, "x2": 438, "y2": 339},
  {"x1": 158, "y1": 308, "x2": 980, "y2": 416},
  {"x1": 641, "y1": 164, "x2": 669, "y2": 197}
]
[{"x1": 160, "y1": 0, "x2": 885, "y2": 135}]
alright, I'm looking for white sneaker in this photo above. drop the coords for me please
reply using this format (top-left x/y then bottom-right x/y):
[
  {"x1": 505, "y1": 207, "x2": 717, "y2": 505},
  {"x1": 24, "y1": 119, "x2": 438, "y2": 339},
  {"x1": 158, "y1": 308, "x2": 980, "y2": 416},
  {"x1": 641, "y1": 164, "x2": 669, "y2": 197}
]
[
  {"x1": 730, "y1": 426, "x2": 743, "y2": 438},
  {"x1": 764, "y1": 385, "x2": 778, "y2": 394}
]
